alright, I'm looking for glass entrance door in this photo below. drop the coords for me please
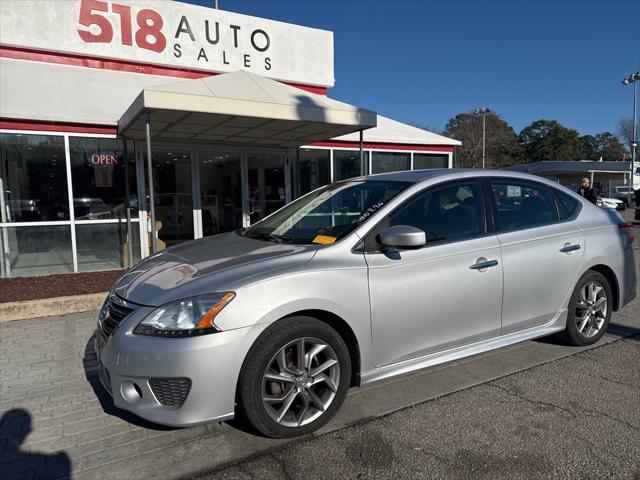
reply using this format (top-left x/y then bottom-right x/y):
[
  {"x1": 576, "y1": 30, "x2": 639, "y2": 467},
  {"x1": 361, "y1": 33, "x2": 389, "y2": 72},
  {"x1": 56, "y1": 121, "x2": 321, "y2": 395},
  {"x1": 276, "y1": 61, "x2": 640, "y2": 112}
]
[
  {"x1": 247, "y1": 152, "x2": 287, "y2": 224},
  {"x1": 198, "y1": 150, "x2": 243, "y2": 236},
  {"x1": 148, "y1": 149, "x2": 193, "y2": 248}
]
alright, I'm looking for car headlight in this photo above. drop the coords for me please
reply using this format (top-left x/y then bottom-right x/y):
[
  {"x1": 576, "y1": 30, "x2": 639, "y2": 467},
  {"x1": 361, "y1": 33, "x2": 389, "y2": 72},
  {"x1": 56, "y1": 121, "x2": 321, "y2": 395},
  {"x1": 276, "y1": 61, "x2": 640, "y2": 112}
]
[
  {"x1": 133, "y1": 292, "x2": 235, "y2": 337},
  {"x1": 97, "y1": 296, "x2": 109, "y2": 326}
]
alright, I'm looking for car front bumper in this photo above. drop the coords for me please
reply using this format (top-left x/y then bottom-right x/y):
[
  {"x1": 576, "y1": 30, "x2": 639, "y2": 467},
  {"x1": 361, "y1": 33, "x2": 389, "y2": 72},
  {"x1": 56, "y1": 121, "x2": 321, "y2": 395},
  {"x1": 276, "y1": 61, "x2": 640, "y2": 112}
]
[{"x1": 95, "y1": 314, "x2": 268, "y2": 427}]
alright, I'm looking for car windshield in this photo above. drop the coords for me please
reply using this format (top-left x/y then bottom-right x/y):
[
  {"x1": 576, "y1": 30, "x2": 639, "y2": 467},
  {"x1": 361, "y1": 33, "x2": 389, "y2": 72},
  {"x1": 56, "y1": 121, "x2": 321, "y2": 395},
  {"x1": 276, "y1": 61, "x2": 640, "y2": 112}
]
[{"x1": 241, "y1": 180, "x2": 409, "y2": 245}]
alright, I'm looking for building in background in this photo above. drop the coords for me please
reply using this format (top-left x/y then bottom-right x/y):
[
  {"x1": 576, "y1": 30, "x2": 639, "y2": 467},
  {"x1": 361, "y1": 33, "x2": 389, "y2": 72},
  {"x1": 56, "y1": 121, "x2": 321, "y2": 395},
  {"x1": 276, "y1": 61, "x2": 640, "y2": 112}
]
[
  {"x1": 0, "y1": 0, "x2": 459, "y2": 278},
  {"x1": 507, "y1": 160, "x2": 637, "y2": 199}
]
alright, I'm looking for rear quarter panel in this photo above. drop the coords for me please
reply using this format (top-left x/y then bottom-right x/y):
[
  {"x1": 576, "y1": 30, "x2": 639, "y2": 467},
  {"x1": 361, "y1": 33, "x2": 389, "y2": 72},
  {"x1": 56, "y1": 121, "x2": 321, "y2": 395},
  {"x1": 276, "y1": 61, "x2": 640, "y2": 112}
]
[{"x1": 575, "y1": 205, "x2": 637, "y2": 308}]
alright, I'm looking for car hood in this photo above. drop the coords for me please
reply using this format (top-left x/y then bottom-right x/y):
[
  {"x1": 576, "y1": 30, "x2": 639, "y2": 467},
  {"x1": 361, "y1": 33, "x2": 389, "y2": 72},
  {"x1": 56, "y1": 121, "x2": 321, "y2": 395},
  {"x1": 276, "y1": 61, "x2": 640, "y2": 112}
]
[{"x1": 113, "y1": 232, "x2": 318, "y2": 306}]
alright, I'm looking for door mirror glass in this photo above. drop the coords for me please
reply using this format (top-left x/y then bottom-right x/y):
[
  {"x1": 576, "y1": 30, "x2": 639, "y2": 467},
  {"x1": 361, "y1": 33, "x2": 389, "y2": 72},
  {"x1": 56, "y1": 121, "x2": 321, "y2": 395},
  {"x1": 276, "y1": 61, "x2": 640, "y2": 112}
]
[{"x1": 379, "y1": 225, "x2": 426, "y2": 248}]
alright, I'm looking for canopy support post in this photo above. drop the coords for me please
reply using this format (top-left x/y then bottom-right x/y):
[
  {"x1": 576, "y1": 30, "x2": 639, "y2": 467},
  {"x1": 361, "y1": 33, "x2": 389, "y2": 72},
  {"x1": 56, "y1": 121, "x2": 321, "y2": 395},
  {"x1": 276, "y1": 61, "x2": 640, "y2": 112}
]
[
  {"x1": 123, "y1": 137, "x2": 133, "y2": 266},
  {"x1": 359, "y1": 129, "x2": 365, "y2": 175},
  {"x1": 145, "y1": 113, "x2": 157, "y2": 255}
]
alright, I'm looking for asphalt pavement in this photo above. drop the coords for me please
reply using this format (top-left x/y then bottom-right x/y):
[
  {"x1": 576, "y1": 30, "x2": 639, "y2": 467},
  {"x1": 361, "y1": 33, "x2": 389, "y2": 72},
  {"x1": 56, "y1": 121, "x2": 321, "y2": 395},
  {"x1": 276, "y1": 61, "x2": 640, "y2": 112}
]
[{"x1": 195, "y1": 333, "x2": 640, "y2": 480}]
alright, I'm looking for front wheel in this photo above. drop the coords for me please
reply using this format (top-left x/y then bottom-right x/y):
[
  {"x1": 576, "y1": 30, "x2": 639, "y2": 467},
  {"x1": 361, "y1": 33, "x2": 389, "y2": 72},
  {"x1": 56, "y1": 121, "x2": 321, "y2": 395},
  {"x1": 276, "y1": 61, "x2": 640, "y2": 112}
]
[
  {"x1": 562, "y1": 271, "x2": 612, "y2": 346},
  {"x1": 237, "y1": 317, "x2": 351, "y2": 438}
]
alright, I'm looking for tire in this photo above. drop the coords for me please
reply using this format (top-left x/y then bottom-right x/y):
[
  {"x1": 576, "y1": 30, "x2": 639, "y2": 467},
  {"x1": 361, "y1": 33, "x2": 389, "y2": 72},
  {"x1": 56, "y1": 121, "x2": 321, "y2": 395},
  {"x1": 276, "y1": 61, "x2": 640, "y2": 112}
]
[
  {"x1": 237, "y1": 316, "x2": 351, "y2": 438},
  {"x1": 562, "y1": 271, "x2": 612, "y2": 346}
]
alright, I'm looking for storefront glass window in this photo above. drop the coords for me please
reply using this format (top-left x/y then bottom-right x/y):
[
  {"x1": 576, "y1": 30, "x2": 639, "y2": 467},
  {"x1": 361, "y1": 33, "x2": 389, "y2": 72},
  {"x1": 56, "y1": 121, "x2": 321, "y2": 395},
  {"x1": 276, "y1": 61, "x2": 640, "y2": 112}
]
[
  {"x1": 0, "y1": 225, "x2": 73, "y2": 278},
  {"x1": 70, "y1": 137, "x2": 137, "y2": 220},
  {"x1": 333, "y1": 150, "x2": 369, "y2": 181},
  {"x1": 371, "y1": 151, "x2": 410, "y2": 174},
  {"x1": 297, "y1": 148, "x2": 330, "y2": 196},
  {"x1": 75, "y1": 222, "x2": 141, "y2": 272},
  {"x1": 0, "y1": 133, "x2": 68, "y2": 222},
  {"x1": 413, "y1": 153, "x2": 448, "y2": 170}
]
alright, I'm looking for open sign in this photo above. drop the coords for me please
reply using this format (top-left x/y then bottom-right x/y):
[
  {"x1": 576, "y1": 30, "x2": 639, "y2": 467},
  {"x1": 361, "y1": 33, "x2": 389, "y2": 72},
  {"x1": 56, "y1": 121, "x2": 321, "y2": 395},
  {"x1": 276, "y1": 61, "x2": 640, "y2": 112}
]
[{"x1": 90, "y1": 153, "x2": 119, "y2": 165}]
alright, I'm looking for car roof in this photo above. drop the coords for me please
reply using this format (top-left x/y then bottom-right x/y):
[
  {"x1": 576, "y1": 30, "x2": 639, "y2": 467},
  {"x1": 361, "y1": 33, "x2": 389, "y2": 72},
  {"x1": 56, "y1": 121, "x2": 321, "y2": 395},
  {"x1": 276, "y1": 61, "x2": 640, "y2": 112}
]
[{"x1": 357, "y1": 168, "x2": 567, "y2": 186}]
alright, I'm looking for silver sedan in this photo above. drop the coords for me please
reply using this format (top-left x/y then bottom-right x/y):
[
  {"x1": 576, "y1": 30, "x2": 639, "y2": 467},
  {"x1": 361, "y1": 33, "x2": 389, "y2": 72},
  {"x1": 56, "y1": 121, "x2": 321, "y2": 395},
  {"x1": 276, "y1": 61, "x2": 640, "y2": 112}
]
[{"x1": 95, "y1": 169, "x2": 636, "y2": 438}]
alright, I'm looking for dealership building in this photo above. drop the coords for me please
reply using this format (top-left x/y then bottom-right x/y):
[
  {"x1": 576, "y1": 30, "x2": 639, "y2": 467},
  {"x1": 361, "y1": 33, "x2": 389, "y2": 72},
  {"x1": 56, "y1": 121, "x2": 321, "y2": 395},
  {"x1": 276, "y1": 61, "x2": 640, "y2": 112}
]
[{"x1": 0, "y1": 0, "x2": 459, "y2": 278}]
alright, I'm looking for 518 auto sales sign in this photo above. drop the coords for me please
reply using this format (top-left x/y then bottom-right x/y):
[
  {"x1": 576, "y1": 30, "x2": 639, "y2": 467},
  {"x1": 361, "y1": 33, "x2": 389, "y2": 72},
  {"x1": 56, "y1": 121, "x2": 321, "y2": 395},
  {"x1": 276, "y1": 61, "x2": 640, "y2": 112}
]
[{"x1": 0, "y1": 0, "x2": 335, "y2": 87}]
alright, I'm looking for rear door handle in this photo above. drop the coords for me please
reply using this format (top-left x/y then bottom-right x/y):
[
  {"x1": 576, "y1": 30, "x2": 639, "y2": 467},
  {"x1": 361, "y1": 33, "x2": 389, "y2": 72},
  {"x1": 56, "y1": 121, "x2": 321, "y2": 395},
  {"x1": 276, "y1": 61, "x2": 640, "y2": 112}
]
[
  {"x1": 469, "y1": 259, "x2": 499, "y2": 270},
  {"x1": 559, "y1": 244, "x2": 581, "y2": 253}
]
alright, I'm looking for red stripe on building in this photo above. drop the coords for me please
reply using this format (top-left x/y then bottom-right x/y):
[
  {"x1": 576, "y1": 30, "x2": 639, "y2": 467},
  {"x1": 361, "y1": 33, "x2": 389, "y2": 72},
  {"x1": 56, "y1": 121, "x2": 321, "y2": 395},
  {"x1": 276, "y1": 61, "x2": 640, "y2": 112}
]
[
  {"x1": 0, "y1": 45, "x2": 328, "y2": 95},
  {"x1": 310, "y1": 141, "x2": 455, "y2": 152},
  {"x1": 0, "y1": 118, "x2": 117, "y2": 135}
]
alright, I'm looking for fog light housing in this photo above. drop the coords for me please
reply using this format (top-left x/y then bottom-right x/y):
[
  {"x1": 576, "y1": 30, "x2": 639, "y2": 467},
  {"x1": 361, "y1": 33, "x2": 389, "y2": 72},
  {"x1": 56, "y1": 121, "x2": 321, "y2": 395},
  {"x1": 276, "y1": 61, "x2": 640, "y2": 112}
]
[{"x1": 121, "y1": 381, "x2": 142, "y2": 404}]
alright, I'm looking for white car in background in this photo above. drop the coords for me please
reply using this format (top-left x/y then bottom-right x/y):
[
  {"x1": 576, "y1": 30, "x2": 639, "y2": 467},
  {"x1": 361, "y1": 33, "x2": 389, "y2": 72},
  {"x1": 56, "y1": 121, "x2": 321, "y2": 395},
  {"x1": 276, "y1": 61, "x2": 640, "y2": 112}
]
[{"x1": 597, "y1": 196, "x2": 626, "y2": 211}]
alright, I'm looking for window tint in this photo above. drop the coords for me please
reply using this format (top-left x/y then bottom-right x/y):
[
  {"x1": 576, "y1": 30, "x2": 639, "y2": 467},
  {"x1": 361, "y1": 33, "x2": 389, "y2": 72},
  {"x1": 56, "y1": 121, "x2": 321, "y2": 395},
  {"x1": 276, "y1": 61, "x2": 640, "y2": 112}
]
[
  {"x1": 388, "y1": 182, "x2": 485, "y2": 244},
  {"x1": 491, "y1": 180, "x2": 559, "y2": 231},
  {"x1": 552, "y1": 188, "x2": 580, "y2": 219}
]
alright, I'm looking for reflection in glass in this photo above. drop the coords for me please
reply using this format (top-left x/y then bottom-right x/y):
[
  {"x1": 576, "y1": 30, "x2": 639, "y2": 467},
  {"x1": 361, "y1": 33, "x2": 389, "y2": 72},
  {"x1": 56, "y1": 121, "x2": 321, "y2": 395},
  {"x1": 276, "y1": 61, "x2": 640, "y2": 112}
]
[
  {"x1": 371, "y1": 152, "x2": 410, "y2": 174},
  {"x1": 75, "y1": 222, "x2": 141, "y2": 272},
  {"x1": 413, "y1": 153, "x2": 448, "y2": 170},
  {"x1": 69, "y1": 137, "x2": 137, "y2": 220},
  {"x1": 0, "y1": 133, "x2": 68, "y2": 222},
  {"x1": 333, "y1": 150, "x2": 369, "y2": 181},
  {"x1": 145, "y1": 151, "x2": 193, "y2": 248},
  {"x1": 199, "y1": 152, "x2": 242, "y2": 236},
  {"x1": 296, "y1": 148, "x2": 330, "y2": 197},
  {"x1": 0, "y1": 225, "x2": 73, "y2": 278},
  {"x1": 247, "y1": 153, "x2": 286, "y2": 224}
]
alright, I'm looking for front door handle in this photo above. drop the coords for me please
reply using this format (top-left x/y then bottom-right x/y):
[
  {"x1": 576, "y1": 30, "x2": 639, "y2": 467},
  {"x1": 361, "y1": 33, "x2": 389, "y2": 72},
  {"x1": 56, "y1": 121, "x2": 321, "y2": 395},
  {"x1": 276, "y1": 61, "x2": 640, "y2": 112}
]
[
  {"x1": 559, "y1": 244, "x2": 581, "y2": 253},
  {"x1": 469, "y1": 259, "x2": 499, "y2": 270}
]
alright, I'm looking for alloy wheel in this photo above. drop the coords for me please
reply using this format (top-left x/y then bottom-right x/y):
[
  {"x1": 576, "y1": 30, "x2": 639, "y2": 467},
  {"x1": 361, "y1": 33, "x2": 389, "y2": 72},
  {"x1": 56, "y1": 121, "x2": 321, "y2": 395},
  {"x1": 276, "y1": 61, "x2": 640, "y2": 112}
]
[
  {"x1": 575, "y1": 281, "x2": 608, "y2": 338},
  {"x1": 261, "y1": 337, "x2": 340, "y2": 427}
]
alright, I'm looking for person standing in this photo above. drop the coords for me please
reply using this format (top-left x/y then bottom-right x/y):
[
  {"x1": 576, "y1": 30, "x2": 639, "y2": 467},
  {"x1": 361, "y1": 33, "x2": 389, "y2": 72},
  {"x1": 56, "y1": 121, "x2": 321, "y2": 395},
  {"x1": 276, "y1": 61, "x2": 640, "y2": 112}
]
[{"x1": 577, "y1": 177, "x2": 598, "y2": 204}]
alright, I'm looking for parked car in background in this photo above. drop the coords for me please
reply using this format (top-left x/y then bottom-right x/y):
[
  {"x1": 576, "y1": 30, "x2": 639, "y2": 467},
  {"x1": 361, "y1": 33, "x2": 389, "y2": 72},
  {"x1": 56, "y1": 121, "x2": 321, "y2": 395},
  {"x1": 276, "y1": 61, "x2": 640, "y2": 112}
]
[
  {"x1": 597, "y1": 195, "x2": 626, "y2": 211},
  {"x1": 95, "y1": 170, "x2": 636, "y2": 438},
  {"x1": 610, "y1": 186, "x2": 636, "y2": 206}
]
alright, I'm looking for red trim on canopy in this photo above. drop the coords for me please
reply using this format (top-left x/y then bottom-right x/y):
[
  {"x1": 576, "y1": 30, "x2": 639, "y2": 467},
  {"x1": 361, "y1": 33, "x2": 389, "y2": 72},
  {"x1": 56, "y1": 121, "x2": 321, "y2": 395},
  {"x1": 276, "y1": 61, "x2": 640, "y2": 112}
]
[{"x1": 0, "y1": 45, "x2": 328, "y2": 95}]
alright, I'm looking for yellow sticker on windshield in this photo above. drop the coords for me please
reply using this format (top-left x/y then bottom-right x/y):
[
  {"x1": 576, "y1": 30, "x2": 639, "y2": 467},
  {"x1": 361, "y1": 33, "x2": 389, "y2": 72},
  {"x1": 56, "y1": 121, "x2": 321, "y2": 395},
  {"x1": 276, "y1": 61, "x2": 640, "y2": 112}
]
[{"x1": 312, "y1": 235, "x2": 337, "y2": 245}]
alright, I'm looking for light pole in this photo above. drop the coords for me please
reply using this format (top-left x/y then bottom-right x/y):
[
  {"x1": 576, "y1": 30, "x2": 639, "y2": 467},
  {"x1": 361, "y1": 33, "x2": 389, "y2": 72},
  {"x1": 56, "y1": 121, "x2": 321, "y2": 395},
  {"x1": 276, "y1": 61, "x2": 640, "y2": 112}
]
[
  {"x1": 474, "y1": 107, "x2": 491, "y2": 169},
  {"x1": 622, "y1": 72, "x2": 640, "y2": 205}
]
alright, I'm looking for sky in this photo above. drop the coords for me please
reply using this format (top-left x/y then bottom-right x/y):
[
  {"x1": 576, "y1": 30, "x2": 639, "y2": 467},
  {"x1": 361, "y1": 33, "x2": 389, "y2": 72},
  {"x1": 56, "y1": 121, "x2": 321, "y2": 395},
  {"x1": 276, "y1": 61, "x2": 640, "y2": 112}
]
[{"x1": 180, "y1": 0, "x2": 640, "y2": 137}]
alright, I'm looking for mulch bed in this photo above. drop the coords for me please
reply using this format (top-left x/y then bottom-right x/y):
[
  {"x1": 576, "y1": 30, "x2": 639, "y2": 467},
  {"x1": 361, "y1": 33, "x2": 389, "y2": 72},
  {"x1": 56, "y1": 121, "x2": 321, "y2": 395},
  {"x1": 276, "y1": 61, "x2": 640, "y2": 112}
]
[{"x1": 0, "y1": 270, "x2": 125, "y2": 303}]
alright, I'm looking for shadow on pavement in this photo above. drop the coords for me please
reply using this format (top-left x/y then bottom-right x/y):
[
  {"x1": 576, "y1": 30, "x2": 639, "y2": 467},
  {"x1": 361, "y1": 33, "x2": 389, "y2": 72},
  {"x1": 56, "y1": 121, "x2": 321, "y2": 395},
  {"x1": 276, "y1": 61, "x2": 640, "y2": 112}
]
[
  {"x1": 0, "y1": 409, "x2": 71, "y2": 478},
  {"x1": 82, "y1": 334, "x2": 175, "y2": 431}
]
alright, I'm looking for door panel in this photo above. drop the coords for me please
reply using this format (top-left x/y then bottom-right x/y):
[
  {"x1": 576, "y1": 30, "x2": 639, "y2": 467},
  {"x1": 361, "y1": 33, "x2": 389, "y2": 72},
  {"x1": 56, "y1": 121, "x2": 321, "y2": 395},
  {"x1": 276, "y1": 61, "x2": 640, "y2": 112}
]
[
  {"x1": 366, "y1": 236, "x2": 503, "y2": 367},
  {"x1": 489, "y1": 178, "x2": 585, "y2": 333},
  {"x1": 247, "y1": 153, "x2": 286, "y2": 224},
  {"x1": 498, "y1": 222, "x2": 584, "y2": 334},
  {"x1": 198, "y1": 151, "x2": 242, "y2": 236}
]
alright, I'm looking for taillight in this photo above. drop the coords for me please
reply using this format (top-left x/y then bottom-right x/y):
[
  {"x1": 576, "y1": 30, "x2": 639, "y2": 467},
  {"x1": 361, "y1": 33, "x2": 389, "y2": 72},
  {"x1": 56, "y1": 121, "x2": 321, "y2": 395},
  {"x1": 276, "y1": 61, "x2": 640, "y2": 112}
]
[{"x1": 619, "y1": 222, "x2": 635, "y2": 244}]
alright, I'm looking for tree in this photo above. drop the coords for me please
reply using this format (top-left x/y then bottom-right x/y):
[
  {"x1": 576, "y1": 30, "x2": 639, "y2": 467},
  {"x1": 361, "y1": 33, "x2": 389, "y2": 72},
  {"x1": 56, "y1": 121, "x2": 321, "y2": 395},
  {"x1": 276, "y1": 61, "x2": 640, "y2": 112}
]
[
  {"x1": 616, "y1": 116, "x2": 639, "y2": 157},
  {"x1": 518, "y1": 120, "x2": 580, "y2": 162},
  {"x1": 578, "y1": 132, "x2": 626, "y2": 160},
  {"x1": 443, "y1": 111, "x2": 522, "y2": 168}
]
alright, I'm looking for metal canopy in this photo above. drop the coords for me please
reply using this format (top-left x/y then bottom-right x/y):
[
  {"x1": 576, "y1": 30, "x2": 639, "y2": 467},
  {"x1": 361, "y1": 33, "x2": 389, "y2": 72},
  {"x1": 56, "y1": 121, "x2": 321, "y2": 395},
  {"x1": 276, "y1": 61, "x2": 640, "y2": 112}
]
[{"x1": 118, "y1": 70, "x2": 377, "y2": 147}]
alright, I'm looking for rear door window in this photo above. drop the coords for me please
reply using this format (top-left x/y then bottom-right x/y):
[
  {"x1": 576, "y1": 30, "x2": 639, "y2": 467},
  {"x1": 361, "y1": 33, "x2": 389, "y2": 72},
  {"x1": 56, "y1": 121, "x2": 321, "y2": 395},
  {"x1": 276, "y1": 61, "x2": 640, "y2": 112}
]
[{"x1": 490, "y1": 180, "x2": 559, "y2": 231}]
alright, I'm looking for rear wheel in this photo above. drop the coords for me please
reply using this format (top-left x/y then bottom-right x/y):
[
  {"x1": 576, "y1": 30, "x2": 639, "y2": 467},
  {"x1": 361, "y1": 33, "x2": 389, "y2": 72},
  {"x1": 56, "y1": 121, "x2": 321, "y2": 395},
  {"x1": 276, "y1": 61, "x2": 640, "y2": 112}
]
[
  {"x1": 237, "y1": 317, "x2": 351, "y2": 438},
  {"x1": 562, "y1": 271, "x2": 612, "y2": 346}
]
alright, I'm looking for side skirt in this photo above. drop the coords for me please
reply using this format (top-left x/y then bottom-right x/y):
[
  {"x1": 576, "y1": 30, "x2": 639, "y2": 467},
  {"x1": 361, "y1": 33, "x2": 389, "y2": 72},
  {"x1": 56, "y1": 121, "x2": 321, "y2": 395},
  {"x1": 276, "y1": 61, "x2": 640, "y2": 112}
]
[{"x1": 360, "y1": 309, "x2": 568, "y2": 386}]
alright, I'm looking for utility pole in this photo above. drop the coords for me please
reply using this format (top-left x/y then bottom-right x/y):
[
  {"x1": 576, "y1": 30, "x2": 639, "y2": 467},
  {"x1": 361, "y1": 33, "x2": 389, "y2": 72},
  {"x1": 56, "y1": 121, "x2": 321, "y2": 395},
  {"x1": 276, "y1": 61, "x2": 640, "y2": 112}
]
[
  {"x1": 474, "y1": 107, "x2": 491, "y2": 169},
  {"x1": 622, "y1": 72, "x2": 640, "y2": 205}
]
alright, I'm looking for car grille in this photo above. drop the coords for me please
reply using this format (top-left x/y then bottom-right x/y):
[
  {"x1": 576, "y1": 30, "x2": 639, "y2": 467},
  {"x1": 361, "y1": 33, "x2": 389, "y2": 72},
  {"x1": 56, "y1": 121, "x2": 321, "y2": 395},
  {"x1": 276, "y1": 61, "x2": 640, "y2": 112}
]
[
  {"x1": 149, "y1": 378, "x2": 192, "y2": 407},
  {"x1": 100, "y1": 294, "x2": 136, "y2": 339}
]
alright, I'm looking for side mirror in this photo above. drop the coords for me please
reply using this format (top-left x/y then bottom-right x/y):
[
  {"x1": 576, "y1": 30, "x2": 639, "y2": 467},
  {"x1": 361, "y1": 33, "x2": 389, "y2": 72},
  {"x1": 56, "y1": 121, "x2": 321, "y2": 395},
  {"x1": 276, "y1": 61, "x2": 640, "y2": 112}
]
[{"x1": 379, "y1": 225, "x2": 426, "y2": 249}]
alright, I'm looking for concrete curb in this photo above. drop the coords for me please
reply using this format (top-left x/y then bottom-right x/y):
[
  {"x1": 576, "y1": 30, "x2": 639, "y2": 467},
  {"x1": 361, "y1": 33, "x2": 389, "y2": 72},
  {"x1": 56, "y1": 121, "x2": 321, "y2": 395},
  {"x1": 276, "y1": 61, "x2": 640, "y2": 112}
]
[{"x1": 0, "y1": 292, "x2": 107, "y2": 322}]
